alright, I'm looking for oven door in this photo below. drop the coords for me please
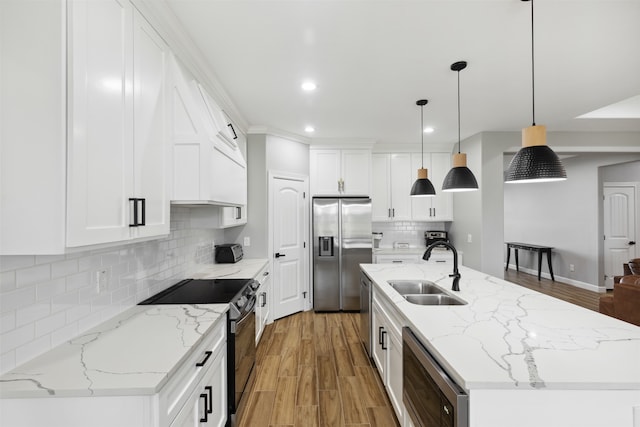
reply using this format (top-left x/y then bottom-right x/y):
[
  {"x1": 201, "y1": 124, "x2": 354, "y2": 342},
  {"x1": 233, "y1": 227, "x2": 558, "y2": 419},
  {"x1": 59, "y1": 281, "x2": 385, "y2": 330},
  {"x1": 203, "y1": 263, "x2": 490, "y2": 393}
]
[
  {"x1": 229, "y1": 297, "x2": 257, "y2": 413},
  {"x1": 402, "y1": 327, "x2": 468, "y2": 427}
]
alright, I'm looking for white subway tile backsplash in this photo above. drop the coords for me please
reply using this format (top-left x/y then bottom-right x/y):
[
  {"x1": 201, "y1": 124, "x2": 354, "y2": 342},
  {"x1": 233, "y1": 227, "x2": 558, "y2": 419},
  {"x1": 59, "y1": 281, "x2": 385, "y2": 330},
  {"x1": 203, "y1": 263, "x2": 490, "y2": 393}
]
[
  {"x1": 0, "y1": 206, "x2": 221, "y2": 375},
  {"x1": 0, "y1": 287, "x2": 36, "y2": 312},
  {"x1": 16, "y1": 264, "x2": 51, "y2": 288},
  {"x1": 0, "y1": 256, "x2": 35, "y2": 273},
  {"x1": 16, "y1": 303, "x2": 51, "y2": 327},
  {"x1": 51, "y1": 259, "x2": 79, "y2": 279}
]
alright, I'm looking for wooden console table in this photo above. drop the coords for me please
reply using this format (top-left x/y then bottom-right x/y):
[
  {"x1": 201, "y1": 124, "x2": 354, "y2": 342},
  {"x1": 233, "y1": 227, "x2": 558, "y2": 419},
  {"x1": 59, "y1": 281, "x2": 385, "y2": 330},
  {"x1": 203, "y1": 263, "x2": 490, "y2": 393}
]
[{"x1": 505, "y1": 242, "x2": 555, "y2": 281}]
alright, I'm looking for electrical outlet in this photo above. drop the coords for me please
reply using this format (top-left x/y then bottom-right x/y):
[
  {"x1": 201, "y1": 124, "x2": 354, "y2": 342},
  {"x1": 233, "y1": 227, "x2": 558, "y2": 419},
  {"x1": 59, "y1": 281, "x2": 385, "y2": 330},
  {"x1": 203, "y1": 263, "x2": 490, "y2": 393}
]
[
  {"x1": 467, "y1": 234, "x2": 473, "y2": 243},
  {"x1": 569, "y1": 264, "x2": 575, "y2": 272},
  {"x1": 95, "y1": 269, "x2": 110, "y2": 293},
  {"x1": 244, "y1": 236, "x2": 251, "y2": 247}
]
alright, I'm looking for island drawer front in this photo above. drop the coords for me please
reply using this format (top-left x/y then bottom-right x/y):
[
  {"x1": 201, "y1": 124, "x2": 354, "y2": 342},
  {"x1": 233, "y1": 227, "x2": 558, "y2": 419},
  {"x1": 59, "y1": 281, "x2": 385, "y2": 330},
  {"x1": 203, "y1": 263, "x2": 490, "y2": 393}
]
[{"x1": 160, "y1": 315, "x2": 227, "y2": 425}]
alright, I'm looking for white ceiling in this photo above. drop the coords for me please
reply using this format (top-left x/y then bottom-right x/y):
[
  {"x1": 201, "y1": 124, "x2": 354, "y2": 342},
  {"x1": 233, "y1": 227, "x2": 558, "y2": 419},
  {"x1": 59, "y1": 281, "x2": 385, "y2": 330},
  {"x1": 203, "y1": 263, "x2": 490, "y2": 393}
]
[{"x1": 164, "y1": 0, "x2": 640, "y2": 147}]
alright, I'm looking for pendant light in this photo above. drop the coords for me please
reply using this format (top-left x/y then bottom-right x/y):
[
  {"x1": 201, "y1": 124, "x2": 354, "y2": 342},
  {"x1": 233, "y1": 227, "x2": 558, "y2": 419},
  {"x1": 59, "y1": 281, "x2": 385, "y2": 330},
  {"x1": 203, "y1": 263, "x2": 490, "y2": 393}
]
[
  {"x1": 442, "y1": 61, "x2": 479, "y2": 192},
  {"x1": 410, "y1": 99, "x2": 436, "y2": 197},
  {"x1": 505, "y1": 0, "x2": 566, "y2": 183}
]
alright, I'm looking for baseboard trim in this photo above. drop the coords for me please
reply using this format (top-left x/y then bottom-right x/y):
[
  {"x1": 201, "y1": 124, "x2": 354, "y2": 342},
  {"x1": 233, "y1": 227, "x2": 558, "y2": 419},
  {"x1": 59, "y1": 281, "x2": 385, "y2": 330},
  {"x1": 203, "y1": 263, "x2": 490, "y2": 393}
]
[{"x1": 505, "y1": 264, "x2": 604, "y2": 293}]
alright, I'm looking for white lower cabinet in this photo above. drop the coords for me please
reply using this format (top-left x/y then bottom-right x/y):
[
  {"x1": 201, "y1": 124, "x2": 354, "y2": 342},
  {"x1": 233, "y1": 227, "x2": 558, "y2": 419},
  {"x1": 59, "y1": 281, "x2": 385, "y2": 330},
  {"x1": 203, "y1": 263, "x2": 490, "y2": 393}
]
[
  {"x1": 255, "y1": 263, "x2": 272, "y2": 344},
  {"x1": 372, "y1": 290, "x2": 405, "y2": 424},
  {"x1": 170, "y1": 347, "x2": 226, "y2": 427}
]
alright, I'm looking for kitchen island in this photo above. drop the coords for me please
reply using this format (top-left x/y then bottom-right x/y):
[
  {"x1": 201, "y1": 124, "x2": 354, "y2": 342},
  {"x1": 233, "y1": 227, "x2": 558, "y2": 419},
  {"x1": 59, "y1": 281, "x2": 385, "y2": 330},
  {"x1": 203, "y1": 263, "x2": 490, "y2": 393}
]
[{"x1": 362, "y1": 262, "x2": 640, "y2": 427}]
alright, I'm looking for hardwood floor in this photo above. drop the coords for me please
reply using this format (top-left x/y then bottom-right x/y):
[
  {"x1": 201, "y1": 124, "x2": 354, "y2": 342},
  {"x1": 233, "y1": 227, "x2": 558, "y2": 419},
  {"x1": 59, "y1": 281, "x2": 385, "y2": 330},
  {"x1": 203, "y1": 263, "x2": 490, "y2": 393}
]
[
  {"x1": 238, "y1": 311, "x2": 399, "y2": 427},
  {"x1": 504, "y1": 269, "x2": 604, "y2": 312},
  {"x1": 239, "y1": 271, "x2": 603, "y2": 427}
]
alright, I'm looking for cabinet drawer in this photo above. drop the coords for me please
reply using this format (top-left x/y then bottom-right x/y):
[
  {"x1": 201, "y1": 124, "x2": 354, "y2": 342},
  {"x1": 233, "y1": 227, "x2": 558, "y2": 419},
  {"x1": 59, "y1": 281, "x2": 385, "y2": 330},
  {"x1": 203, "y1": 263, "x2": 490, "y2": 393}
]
[{"x1": 161, "y1": 316, "x2": 226, "y2": 424}]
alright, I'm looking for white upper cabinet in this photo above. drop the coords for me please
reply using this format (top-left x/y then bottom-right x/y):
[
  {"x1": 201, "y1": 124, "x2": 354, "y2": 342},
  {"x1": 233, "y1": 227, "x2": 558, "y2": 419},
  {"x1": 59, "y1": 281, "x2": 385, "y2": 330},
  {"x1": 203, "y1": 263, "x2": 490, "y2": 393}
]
[
  {"x1": 67, "y1": 1, "x2": 170, "y2": 246},
  {"x1": 410, "y1": 153, "x2": 453, "y2": 221},
  {"x1": 0, "y1": 0, "x2": 170, "y2": 254},
  {"x1": 171, "y1": 58, "x2": 247, "y2": 207},
  {"x1": 310, "y1": 149, "x2": 371, "y2": 196},
  {"x1": 371, "y1": 153, "x2": 412, "y2": 221}
]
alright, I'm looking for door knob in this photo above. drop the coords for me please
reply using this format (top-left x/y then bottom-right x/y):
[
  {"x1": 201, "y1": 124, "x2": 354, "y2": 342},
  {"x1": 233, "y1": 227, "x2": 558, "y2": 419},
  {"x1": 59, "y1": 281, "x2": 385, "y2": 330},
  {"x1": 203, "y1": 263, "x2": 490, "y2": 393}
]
[
  {"x1": 275, "y1": 252, "x2": 286, "y2": 258},
  {"x1": 630, "y1": 241, "x2": 636, "y2": 245}
]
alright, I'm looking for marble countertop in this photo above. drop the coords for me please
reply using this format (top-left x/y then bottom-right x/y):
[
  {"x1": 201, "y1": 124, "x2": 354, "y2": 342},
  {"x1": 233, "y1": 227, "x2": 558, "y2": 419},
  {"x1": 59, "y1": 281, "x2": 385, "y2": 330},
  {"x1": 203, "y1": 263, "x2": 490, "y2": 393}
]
[
  {"x1": 0, "y1": 258, "x2": 269, "y2": 399},
  {"x1": 0, "y1": 304, "x2": 228, "y2": 398},
  {"x1": 361, "y1": 263, "x2": 640, "y2": 391}
]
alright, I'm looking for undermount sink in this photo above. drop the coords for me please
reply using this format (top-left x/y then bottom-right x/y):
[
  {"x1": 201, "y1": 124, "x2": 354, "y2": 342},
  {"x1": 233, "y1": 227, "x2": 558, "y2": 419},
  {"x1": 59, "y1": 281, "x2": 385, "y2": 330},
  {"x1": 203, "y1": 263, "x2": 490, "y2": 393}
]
[
  {"x1": 403, "y1": 294, "x2": 467, "y2": 306},
  {"x1": 388, "y1": 280, "x2": 445, "y2": 295}
]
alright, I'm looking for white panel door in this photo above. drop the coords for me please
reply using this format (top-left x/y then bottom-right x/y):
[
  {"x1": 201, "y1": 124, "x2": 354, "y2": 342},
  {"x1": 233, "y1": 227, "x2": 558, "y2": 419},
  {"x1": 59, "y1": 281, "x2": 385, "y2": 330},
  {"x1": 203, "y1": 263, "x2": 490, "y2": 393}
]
[
  {"x1": 272, "y1": 177, "x2": 307, "y2": 320},
  {"x1": 66, "y1": 0, "x2": 133, "y2": 247},
  {"x1": 604, "y1": 185, "x2": 637, "y2": 288},
  {"x1": 132, "y1": 10, "x2": 170, "y2": 238}
]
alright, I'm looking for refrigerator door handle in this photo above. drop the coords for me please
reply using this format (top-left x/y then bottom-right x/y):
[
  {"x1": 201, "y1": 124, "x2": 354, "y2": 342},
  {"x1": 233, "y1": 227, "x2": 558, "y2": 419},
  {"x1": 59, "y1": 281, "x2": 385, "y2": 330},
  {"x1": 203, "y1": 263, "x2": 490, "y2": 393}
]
[{"x1": 342, "y1": 238, "x2": 373, "y2": 249}]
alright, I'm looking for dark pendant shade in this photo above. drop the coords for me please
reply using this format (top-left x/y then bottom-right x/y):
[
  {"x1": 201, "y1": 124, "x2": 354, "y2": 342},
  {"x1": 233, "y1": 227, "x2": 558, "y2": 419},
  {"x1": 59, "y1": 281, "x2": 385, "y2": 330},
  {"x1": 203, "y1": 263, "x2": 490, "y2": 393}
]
[
  {"x1": 505, "y1": 145, "x2": 567, "y2": 183},
  {"x1": 442, "y1": 166, "x2": 479, "y2": 192},
  {"x1": 410, "y1": 178, "x2": 436, "y2": 197}
]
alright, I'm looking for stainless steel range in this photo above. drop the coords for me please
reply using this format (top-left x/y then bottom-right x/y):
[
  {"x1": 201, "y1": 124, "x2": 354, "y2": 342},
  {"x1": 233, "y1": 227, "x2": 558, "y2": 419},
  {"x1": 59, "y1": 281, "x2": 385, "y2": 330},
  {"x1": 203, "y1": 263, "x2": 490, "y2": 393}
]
[{"x1": 139, "y1": 277, "x2": 258, "y2": 425}]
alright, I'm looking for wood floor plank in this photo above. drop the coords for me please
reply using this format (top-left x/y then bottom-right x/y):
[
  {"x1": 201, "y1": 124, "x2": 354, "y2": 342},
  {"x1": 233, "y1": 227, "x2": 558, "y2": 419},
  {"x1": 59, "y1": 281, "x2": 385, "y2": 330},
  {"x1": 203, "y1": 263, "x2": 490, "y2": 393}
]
[
  {"x1": 267, "y1": 332, "x2": 287, "y2": 356},
  {"x1": 278, "y1": 346, "x2": 299, "y2": 377},
  {"x1": 354, "y1": 366, "x2": 388, "y2": 407},
  {"x1": 296, "y1": 365, "x2": 318, "y2": 406},
  {"x1": 347, "y1": 341, "x2": 370, "y2": 367},
  {"x1": 255, "y1": 355, "x2": 281, "y2": 391},
  {"x1": 300, "y1": 339, "x2": 316, "y2": 366},
  {"x1": 319, "y1": 389, "x2": 343, "y2": 427},
  {"x1": 240, "y1": 391, "x2": 276, "y2": 427},
  {"x1": 330, "y1": 326, "x2": 348, "y2": 350},
  {"x1": 367, "y1": 406, "x2": 400, "y2": 427},
  {"x1": 271, "y1": 376, "x2": 298, "y2": 425},
  {"x1": 316, "y1": 355, "x2": 338, "y2": 390},
  {"x1": 341, "y1": 315, "x2": 361, "y2": 343},
  {"x1": 333, "y1": 348, "x2": 355, "y2": 377},
  {"x1": 295, "y1": 406, "x2": 319, "y2": 427},
  {"x1": 338, "y1": 376, "x2": 369, "y2": 425}
]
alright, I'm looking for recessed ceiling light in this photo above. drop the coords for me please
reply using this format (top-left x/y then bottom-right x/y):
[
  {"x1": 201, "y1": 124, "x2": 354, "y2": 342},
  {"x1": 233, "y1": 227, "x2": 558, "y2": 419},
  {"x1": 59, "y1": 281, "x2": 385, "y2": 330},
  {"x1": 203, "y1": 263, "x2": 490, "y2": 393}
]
[
  {"x1": 423, "y1": 127, "x2": 435, "y2": 133},
  {"x1": 301, "y1": 81, "x2": 317, "y2": 91},
  {"x1": 305, "y1": 126, "x2": 315, "y2": 133}
]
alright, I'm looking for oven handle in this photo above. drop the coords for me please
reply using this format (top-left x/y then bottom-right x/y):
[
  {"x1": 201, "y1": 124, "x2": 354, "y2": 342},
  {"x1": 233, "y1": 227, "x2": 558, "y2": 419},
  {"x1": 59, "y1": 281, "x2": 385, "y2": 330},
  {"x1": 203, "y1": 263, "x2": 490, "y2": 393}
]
[{"x1": 231, "y1": 296, "x2": 257, "y2": 332}]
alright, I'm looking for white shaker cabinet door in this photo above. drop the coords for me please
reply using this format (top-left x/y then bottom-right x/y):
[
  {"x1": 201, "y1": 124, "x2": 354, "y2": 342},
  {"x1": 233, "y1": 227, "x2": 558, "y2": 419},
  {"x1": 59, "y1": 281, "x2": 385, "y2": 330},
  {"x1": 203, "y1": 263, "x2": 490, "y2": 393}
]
[
  {"x1": 66, "y1": 0, "x2": 134, "y2": 247},
  {"x1": 371, "y1": 154, "x2": 391, "y2": 221},
  {"x1": 310, "y1": 149, "x2": 341, "y2": 195},
  {"x1": 341, "y1": 149, "x2": 371, "y2": 195},
  {"x1": 389, "y1": 153, "x2": 412, "y2": 221},
  {"x1": 131, "y1": 9, "x2": 170, "y2": 239}
]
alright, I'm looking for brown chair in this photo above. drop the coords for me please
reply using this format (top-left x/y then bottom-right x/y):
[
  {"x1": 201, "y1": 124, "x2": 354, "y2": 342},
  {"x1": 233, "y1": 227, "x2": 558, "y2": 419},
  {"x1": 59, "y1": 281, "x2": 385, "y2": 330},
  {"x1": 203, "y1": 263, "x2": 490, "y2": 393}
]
[
  {"x1": 628, "y1": 258, "x2": 640, "y2": 275},
  {"x1": 599, "y1": 274, "x2": 640, "y2": 326}
]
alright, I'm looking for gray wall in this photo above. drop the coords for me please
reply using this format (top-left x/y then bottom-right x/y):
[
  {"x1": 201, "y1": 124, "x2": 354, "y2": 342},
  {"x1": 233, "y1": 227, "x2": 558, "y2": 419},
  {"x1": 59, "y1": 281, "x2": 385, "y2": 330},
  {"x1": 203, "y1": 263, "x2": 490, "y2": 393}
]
[
  {"x1": 602, "y1": 160, "x2": 640, "y2": 182},
  {"x1": 227, "y1": 134, "x2": 309, "y2": 258},
  {"x1": 504, "y1": 153, "x2": 640, "y2": 288},
  {"x1": 449, "y1": 130, "x2": 640, "y2": 286}
]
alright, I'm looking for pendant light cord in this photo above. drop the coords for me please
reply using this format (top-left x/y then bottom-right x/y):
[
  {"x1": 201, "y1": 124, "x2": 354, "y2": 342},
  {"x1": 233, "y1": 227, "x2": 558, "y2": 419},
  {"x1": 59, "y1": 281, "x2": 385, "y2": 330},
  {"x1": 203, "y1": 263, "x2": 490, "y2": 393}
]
[
  {"x1": 457, "y1": 69, "x2": 461, "y2": 154},
  {"x1": 420, "y1": 104, "x2": 424, "y2": 168},
  {"x1": 530, "y1": 0, "x2": 536, "y2": 126}
]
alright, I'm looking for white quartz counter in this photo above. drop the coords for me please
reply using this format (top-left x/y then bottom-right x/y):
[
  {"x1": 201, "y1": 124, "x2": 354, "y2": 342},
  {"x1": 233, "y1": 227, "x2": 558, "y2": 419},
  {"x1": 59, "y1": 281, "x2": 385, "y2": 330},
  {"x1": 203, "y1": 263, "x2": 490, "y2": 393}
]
[
  {"x1": 0, "y1": 304, "x2": 228, "y2": 398},
  {"x1": 0, "y1": 259, "x2": 269, "y2": 399},
  {"x1": 361, "y1": 262, "x2": 640, "y2": 391}
]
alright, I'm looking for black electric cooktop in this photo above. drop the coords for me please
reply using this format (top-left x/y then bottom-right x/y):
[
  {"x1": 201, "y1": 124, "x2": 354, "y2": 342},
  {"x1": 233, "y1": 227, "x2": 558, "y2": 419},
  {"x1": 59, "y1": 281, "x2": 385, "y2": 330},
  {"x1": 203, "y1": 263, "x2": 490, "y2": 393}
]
[{"x1": 138, "y1": 278, "x2": 253, "y2": 305}]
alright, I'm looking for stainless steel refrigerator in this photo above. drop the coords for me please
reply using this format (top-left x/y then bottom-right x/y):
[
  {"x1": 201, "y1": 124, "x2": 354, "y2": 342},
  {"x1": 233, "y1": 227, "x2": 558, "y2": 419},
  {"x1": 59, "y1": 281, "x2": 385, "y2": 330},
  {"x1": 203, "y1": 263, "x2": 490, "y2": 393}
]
[{"x1": 313, "y1": 197, "x2": 372, "y2": 311}]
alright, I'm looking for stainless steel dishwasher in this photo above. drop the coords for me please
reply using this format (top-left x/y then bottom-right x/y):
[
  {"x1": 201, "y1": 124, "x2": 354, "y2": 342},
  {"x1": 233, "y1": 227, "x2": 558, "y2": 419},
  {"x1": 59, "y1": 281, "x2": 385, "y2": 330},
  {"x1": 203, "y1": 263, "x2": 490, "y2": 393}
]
[{"x1": 359, "y1": 271, "x2": 372, "y2": 357}]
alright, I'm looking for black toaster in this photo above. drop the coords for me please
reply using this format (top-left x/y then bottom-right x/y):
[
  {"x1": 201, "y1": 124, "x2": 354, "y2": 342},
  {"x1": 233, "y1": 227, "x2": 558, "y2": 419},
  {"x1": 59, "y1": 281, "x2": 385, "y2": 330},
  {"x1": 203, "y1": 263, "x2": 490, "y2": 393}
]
[{"x1": 214, "y1": 243, "x2": 243, "y2": 263}]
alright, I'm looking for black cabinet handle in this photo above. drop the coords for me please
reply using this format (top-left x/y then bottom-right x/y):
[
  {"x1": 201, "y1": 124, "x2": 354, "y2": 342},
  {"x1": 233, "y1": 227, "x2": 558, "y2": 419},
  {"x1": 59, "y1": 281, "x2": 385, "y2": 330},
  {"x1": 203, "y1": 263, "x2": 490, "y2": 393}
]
[
  {"x1": 381, "y1": 330, "x2": 387, "y2": 350},
  {"x1": 195, "y1": 351, "x2": 212, "y2": 367},
  {"x1": 128, "y1": 198, "x2": 146, "y2": 227},
  {"x1": 275, "y1": 252, "x2": 286, "y2": 258},
  {"x1": 199, "y1": 393, "x2": 209, "y2": 422},
  {"x1": 378, "y1": 326, "x2": 384, "y2": 345},
  {"x1": 205, "y1": 385, "x2": 213, "y2": 414},
  {"x1": 261, "y1": 292, "x2": 266, "y2": 307},
  {"x1": 227, "y1": 123, "x2": 238, "y2": 139}
]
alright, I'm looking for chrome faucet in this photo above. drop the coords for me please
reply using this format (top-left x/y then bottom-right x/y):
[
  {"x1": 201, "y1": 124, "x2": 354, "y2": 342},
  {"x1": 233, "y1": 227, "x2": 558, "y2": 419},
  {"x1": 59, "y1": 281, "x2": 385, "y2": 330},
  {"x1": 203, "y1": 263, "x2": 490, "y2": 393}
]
[{"x1": 422, "y1": 241, "x2": 461, "y2": 291}]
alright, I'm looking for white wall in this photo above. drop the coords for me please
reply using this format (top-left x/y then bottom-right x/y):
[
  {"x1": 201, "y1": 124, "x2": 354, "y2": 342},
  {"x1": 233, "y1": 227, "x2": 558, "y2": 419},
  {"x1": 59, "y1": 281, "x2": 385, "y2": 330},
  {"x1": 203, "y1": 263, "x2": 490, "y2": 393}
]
[{"x1": 0, "y1": 207, "x2": 223, "y2": 375}]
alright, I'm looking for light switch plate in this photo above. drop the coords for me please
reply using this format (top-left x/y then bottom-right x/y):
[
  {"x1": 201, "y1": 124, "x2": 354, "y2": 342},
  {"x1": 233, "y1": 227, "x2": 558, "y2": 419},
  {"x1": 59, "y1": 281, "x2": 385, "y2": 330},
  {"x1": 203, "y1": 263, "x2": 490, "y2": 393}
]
[{"x1": 244, "y1": 236, "x2": 251, "y2": 247}]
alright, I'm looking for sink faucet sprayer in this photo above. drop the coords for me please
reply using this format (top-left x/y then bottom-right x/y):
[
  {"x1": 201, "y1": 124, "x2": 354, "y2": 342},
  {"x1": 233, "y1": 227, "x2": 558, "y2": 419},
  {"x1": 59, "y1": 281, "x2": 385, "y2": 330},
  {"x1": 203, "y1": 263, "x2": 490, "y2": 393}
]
[{"x1": 422, "y1": 241, "x2": 461, "y2": 291}]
